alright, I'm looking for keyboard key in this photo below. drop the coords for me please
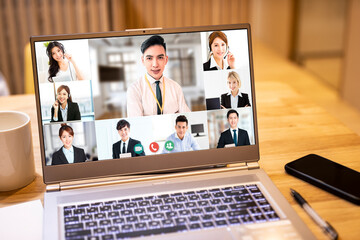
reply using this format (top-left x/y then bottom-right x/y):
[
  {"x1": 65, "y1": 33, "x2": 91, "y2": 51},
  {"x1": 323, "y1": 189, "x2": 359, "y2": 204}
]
[
  {"x1": 188, "y1": 216, "x2": 200, "y2": 222},
  {"x1": 185, "y1": 202, "x2": 196, "y2": 208},
  {"x1": 126, "y1": 216, "x2": 138, "y2": 223},
  {"x1": 93, "y1": 228, "x2": 106, "y2": 234},
  {"x1": 173, "y1": 203, "x2": 184, "y2": 210},
  {"x1": 189, "y1": 223, "x2": 201, "y2": 230},
  {"x1": 202, "y1": 215, "x2": 213, "y2": 221},
  {"x1": 200, "y1": 194, "x2": 211, "y2": 199},
  {"x1": 162, "y1": 219, "x2": 174, "y2": 226},
  {"x1": 164, "y1": 198, "x2": 175, "y2": 204},
  {"x1": 65, "y1": 230, "x2": 91, "y2": 238},
  {"x1": 76, "y1": 203, "x2": 89, "y2": 209},
  {"x1": 120, "y1": 210, "x2": 133, "y2": 216},
  {"x1": 153, "y1": 213, "x2": 165, "y2": 219},
  {"x1": 132, "y1": 197, "x2": 144, "y2": 202},
  {"x1": 215, "y1": 220, "x2": 227, "y2": 226},
  {"x1": 191, "y1": 208, "x2": 203, "y2": 215},
  {"x1": 104, "y1": 200, "x2": 116, "y2": 205},
  {"x1": 266, "y1": 212, "x2": 280, "y2": 221},
  {"x1": 107, "y1": 226, "x2": 119, "y2": 232},
  {"x1": 87, "y1": 207, "x2": 98, "y2": 214},
  {"x1": 101, "y1": 235, "x2": 114, "y2": 240},
  {"x1": 135, "y1": 222, "x2": 147, "y2": 230},
  {"x1": 65, "y1": 216, "x2": 79, "y2": 223},
  {"x1": 107, "y1": 212, "x2": 119, "y2": 218},
  {"x1": 81, "y1": 215, "x2": 92, "y2": 221},
  {"x1": 214, "y1": 213, "x2": 226, "y2": 219},
  {"x1": 112, "y1": 218, "x2": 125, "y2": 225},
  {"x1": 202, "y1": 221, "x2": 215, "y2": 228},
  {"x1": 149, "y1": 221, "x2": 161, "y2": 228},
  {"x1": 147, "y1": 206, "x2": 158, "y2": 213},
  {"x1": 85, "y1": 221, "x2": 97, "y2": 228},
  {"x1": 94, "y1": 213, "x2": 106, "y2": 219},
  {"x1": 176, "y1": 196, "x2": 187, "y2": 202},
  {"x1": 158, "y1": 194, "x2": 170, "y2": 198},
  {"x1": 125, "y1": 202, "x2": 137, "y2": 208},
  {"x1": 99, "y1": 220, "x2": 111, "y2": 226},
  {"x1": 112, "y1": 204, "x2": 124, "y2": 210},
  {"x1": 73, "y1": 208, "x2": 85, "y2": 215},
  {"x1": 100, "y1": 205, "x2": 111, "y2": 212},
  {"x1": 249, "y1": 208, "x2": 262, "y2": 215},
  {"x1": 229, "y1": 218, "x2": 241, "y2": 225},
  {"x1": 91, "y1": 202, "x2": 102, "y2": 206},
  {"x1": 204, "y1": 207, "x2": 216, "y2": 213},
  {"x1": 217, "y1": 205, "x2": 228, "y2": 211},
  {"x1": 210, "y1": 199, "x2": 221, "y2": 205},
  {"x1": 139, "y1": 215, "x2": 151, "y2": 221},
  {"x1": 65, "y1": 223, "x2": 84, "y2": 231},
  {"x1": 171, "y1": 192, "x2": 183, "y2": 197},
  {"x1": 88, "y1": 236, "x2": 99, "y2": 240},
  {"x1": 241, "y1": 215, "x2": 254, "y2": 224},
  {"x1": 118, "y1": 199, "x2": 130, "y2": 203},
  {"x1": 151, "y1": 199, "x2": 162, "y2": 205},
  {"x1": 175, "y1": 218, "x2": 187, "y2": 225},
  {"x1": 134, "y1": 208, "x2": 146, "y2": 215},
  {"x1": 64, "y1": 210, "x2": 72, "y2": 217},
  {"x1": 121, "y1": 224, "x2": 133, "y2": 232},
  {"x1": 184, "y1": 191, "x2": 195, "y2": 195},
  {"x1": 64, "y1": 205, "x2": 76, "y2": 210},
  {"x1": 159, "y1": 205, "x2": 171, "y2": 211},
  {"x1": 253, "y1": 214, "x2": 267, "y2": 222},
  {"x1": 209, "y1": 188, "x2": 220, "y2": 192},
  {"x1": 166, "y1": 211, "x2": 177, "y2": 218},
  {"x1": 188, "y1": 195, "x2": 199, "y2": 201},
  {"x1": 198, "y1": 200, "x2": 209, "y2": 207},
  {"x1": 223, "y1": 198, "x2": 233, "y2": 203},
  {"x1": 115, "y1": 225, "x2": 187, "y2": 238},
  {"x1": 138, "y1": 201, "x2": 150, "y2": 207}
]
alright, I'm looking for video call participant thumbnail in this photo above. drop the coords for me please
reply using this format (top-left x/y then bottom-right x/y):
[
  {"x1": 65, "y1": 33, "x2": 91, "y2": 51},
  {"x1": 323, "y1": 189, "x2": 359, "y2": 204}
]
[
  {"x1": 127, "y1": 35, "x2": 190, "y2": 117},
  {"x1": 46, "y1": 41, "x2": 84, "y2": 82},
  {"x1": 163, "y1": 115, "x2": 200, "y2": 153},
  {"x1": 221, "y1": 71, "x2": 251, "y2": 109},
  {"x1": 112, "y1": 119, "x2": 145, "y2": 158},
  {"x1": 203, "y1": 31, "x2": 236, "y2": 71},
  {"x1": 51, "y1": 85, "x2": 81, "y2": 122},
  {"x1": 52, "y1": 124, "x2": 87, "y2": 165},
  {"x1": 217, "y1": 109, "x2": 250, "y2": 148}
]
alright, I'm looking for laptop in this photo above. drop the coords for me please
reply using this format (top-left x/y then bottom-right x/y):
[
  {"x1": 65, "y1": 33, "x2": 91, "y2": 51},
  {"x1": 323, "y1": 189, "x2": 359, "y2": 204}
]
[{"x1": 31, "y1": 24, "x2": 316, "y2": 240}]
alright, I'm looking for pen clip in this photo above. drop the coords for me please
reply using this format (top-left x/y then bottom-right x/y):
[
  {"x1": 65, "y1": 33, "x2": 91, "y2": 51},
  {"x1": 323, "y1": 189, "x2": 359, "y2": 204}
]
[{"x1": 324, "y1": 221, "x2": 338, "y2": 240}]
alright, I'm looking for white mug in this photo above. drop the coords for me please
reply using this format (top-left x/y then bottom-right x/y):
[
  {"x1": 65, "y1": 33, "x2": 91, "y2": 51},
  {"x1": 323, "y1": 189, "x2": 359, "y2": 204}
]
[{"x1": 0, "y1": 111, "x2": 35, "y2": 191}]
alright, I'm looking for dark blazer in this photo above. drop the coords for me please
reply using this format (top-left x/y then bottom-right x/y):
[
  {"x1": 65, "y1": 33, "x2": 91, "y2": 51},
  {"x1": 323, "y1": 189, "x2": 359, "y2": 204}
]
[
  {"x1": 220, "y1": 93, "x2": 251, "y2": 109},
  {"x1": 112, "y1": 138, "x2": 146, "y2": 159},
  {"x1": 51, "y1": 101, "x2": 81, "y2": 122},
  {"x1": 52, "y1": 146, "x2": 86, "y2": 165},
  {"x1": 203, "y1": 59, "x2": 231, "y2": 71},
  {"x1": 217, "y1": 128, "x2": 250, "y2": 148}
]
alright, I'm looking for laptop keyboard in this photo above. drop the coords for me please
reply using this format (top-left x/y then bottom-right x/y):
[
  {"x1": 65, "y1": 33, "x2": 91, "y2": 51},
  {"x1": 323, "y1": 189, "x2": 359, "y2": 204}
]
[{"x1": 63, "y1": 184, "x2": 280, "y2": 240}]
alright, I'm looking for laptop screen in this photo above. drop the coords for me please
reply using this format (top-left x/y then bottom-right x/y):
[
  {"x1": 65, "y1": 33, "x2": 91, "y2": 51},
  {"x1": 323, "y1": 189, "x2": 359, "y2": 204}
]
[{"x1": 31, "y1": 24, "x2": 258, "y2": 183}]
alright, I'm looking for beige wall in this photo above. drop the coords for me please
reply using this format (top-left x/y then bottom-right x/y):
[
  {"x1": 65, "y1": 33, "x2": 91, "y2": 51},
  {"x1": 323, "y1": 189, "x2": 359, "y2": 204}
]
[
  {"x1": 341, "y1": 0, "x2": 360, "y2": 111},
  {"x1": 249, "y1": 0, "x2": 295, "y2": 58}
]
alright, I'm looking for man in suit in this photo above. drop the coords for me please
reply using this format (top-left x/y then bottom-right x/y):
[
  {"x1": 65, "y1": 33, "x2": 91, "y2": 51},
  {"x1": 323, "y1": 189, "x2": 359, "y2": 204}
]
[
  {"x1": 217, "y1": 109, "x2": 250, "y2": 148},
  {"x1": 112, "y1": 119, "x2": 145, "y2": 159}
]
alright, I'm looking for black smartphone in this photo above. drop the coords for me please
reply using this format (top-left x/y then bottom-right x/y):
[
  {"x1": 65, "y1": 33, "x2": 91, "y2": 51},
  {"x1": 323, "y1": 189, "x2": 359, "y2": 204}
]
[{"x1": 285, "y1": 154, "x2": 360, "y2": 205}]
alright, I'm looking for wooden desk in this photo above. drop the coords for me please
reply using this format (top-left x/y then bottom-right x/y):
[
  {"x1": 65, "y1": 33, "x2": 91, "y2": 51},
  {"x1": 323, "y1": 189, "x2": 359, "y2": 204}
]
[{"x1": 1, "y1": 42, "x2": 359, "y2": 239}]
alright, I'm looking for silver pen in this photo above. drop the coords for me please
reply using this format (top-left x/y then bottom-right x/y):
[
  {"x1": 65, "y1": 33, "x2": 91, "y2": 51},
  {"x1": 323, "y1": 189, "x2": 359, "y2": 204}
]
[{"x1": 290, "y1": 188, "x2": 338, "y2": 240}]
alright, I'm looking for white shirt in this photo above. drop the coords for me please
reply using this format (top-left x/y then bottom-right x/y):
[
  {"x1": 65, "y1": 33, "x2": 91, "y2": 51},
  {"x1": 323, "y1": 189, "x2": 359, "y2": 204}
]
[
  {"x1": 209, "y1": 55, "x2": 229, "y2": 70},
  {"x1": 127, "y1": 73, "x2": 190, "y2": 117},
  {"x1": 162, "y1": 132, "x2": 200, "y2": 153},
  {"x1": 62, "y1": 146, "x2": 74, "y2": 164},
  {"x1": 120, "y1": 138, "x2": 130, "y2": 154},
  {"x1": 227, "y1": 91, "x2": 243, "y2": 109},
  {"x1": 51, "y1": 61, "x2": 76, "y2": 82},
  {"x1": 53, "y1": 103, "x2": 68, "y2": 122}
]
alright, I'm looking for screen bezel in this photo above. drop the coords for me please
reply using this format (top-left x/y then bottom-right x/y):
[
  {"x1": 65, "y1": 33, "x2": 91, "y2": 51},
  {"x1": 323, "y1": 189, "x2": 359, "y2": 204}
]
[{"x1": 31, "y1": 24, "x2": 259, "y2": 184}]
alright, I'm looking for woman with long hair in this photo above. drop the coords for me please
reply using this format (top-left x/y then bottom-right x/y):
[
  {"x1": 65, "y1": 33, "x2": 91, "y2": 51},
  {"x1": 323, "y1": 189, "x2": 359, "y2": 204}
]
[
  {"x1": 51, "y1": 85, "x2": 81, "y2": 122},
  {"x1": 46, "y1": 41, "x2": 84, "y2": 82},
  {"x1": 203, "y1": 31, "x2": 236, "y2": 71},
  {"x1": 220, "y1": 71, "x2": 251, "y2": 109},
  {"x1": 52, "y1": 124, "x2": 86, "y2": 165}
]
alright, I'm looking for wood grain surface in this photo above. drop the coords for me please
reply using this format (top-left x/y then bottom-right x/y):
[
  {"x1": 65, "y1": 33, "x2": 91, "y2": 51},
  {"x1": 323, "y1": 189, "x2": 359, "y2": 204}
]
[{"x1": 1, "y1": 41, "x2": 359, "y2": 240}]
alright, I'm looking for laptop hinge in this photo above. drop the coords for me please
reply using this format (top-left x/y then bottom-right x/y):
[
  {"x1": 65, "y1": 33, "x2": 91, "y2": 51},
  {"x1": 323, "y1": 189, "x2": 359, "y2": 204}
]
[
  {"x1": 227, "y1": 161, "x2": 260, "y2": 170},
  {"x1": 46, "y1": 183, "x2": 60, "y2": 192},
  {"x1": 50, "y1": 165, "x2": 251, "y2": 192}
]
